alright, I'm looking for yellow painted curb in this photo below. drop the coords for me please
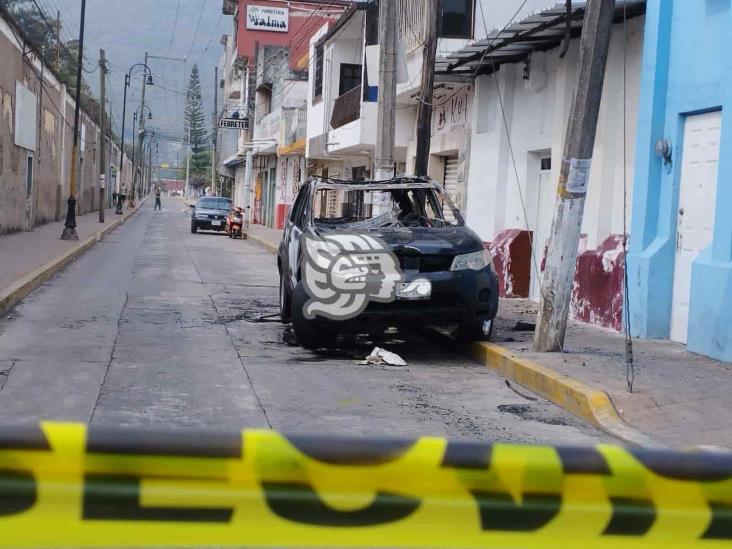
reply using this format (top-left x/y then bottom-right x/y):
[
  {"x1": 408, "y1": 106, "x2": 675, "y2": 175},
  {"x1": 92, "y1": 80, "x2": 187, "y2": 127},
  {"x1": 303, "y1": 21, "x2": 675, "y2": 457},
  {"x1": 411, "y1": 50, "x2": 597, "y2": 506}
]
[
  {"x1": 0, "y1": 198, "x2": 148, "y2": 317},
  {"x1": 243, "y1": 231, "x2": 279, "y2": 255},
  {"x1": 470, "y1": 342, "x2": 665, "y2": 448}
]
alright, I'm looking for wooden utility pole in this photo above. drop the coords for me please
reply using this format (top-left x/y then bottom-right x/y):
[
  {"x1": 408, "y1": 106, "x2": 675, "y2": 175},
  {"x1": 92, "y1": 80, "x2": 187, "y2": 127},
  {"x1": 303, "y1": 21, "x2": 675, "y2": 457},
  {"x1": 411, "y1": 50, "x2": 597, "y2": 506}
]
[
  {"x1": 533, "y1": 0, "x2": 616, "y2": 351},
  {"x1": 374, "y1": 0, "x2": 397, "y2": 181},
  {"x1": 98, "y1": 49, "x2": 106, "y2": 223},
  {"x1": 414, "y1": 0, "x2": 440, "y2": 176}
]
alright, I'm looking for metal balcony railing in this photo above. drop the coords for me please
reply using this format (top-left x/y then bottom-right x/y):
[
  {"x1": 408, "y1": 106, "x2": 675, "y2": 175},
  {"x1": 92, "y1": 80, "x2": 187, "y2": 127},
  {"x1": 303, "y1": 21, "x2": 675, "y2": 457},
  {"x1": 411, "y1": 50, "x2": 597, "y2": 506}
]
[
  {"x1": 399, "y1": 0, "x2": 427, "y2": 51},
  {"x1": 330, "y1": 85, "x2": 362, "y2": 129}
]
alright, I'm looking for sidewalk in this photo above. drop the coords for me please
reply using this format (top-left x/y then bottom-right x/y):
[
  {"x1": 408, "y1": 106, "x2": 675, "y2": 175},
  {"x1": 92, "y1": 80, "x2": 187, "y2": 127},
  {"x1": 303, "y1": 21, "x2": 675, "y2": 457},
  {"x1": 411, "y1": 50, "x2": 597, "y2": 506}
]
[
  {"x1": 243, "y1": 224, "x2": 282, "y2": 254},
  {"x1": 242, "y1": 222, "x2": 731, "y2": 449},
  {"x1": 492, "y1": 300, "x2": 732, "y2": 450},
  {"x1": 0, "y1": 201, "x2": 146, "y2": 315}
]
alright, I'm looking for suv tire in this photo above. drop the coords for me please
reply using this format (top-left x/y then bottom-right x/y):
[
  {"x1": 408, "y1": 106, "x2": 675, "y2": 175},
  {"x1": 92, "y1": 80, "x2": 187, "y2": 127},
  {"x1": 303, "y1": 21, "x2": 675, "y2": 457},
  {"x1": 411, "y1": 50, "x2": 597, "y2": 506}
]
[
  {"x1": 455, "y1": 319, "x2": 493, "y2": 342},
  {"x1": 291, "y1": 281, "x2": 331, "y2": 349},
  {"x1": 279, "y1": 273, "x2": 292, "y2": 323},
  {"x1": 191, "y1": 222, "x2": 198, "y2": 234}
]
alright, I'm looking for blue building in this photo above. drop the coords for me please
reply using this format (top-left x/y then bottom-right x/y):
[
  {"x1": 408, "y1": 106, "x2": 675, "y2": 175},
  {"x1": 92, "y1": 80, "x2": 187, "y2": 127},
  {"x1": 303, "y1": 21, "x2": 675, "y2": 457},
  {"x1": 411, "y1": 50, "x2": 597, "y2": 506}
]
[{"x1": 628, "y1": 0, "x2": 732, "y2": 362}]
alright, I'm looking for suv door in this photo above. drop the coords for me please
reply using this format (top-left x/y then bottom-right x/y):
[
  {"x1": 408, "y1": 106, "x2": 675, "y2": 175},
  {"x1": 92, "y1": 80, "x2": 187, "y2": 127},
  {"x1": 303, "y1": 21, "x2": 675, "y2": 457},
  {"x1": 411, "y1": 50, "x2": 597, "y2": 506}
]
[{"x1": 282, "y1": 183, "x2": 310, "y2": 289}]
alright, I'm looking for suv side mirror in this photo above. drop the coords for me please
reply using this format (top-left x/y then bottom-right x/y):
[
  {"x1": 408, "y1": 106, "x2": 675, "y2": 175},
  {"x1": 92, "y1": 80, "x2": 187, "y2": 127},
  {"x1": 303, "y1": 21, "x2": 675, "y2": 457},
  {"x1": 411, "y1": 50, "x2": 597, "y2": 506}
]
[{"x1": 189, "y1": 204, "x2": 195, "y2": 208}]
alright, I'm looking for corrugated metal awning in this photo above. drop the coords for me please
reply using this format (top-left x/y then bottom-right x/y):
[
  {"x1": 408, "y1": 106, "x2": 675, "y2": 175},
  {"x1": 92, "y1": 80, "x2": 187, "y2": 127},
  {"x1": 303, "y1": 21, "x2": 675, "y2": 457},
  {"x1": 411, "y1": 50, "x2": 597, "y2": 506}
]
[{"x1": 435, "y1": 0, "x2": 645, "y2": 77}]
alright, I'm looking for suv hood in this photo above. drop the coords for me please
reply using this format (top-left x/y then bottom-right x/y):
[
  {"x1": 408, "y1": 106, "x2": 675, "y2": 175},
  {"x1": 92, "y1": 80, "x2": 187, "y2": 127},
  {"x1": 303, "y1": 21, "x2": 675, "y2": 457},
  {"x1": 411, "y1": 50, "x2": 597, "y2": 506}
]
[{"x1": 317, "y1": 226, "x2": 484, "y2": 256}]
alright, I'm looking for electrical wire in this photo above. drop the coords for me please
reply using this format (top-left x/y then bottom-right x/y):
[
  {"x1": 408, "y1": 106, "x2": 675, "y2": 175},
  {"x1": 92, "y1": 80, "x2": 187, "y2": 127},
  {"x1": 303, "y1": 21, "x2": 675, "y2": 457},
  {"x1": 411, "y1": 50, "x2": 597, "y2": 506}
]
[
  {"x1": 168, "y1": 0, "x2": 181, "y2": 55},
  {"x1": 187, "y1": 0, "x2": 209, "y2": 59},
  {"x1": 621, "y1": 1, "x2": 635, "y2": 392}
]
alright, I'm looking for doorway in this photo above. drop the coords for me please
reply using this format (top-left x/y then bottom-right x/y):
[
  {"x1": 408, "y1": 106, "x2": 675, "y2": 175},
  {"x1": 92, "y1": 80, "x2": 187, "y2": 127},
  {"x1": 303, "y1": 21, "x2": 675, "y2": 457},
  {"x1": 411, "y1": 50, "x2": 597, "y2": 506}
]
[
  {"x1": 529, "y1": 155, "x2": 553, "y2": 301},
  {"x1": 670, "y1": 110, "x2": 721, "y2": 343}
]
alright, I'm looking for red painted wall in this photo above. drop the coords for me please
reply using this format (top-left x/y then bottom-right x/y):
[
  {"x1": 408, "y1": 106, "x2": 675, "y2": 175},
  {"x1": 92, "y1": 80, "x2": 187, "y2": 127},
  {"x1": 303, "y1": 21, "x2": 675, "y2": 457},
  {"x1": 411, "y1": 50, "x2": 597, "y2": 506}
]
[
  {"x1": 489, "y1": 229, "x2": 532, "y2": 298},
  {"x1": 235, "y1": 0, "x2": 345, "y2": 69},
  {"x1": 570, "y1": 234, "x2": 626, "y2": 331}
]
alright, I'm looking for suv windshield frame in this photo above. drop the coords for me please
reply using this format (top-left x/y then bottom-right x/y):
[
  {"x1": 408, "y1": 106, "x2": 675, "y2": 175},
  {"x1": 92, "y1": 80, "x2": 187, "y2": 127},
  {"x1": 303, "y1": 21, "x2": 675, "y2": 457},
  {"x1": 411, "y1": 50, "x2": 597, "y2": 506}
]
[{"x1": 306, "y1": 177, "x2": 464, "y2": 229}]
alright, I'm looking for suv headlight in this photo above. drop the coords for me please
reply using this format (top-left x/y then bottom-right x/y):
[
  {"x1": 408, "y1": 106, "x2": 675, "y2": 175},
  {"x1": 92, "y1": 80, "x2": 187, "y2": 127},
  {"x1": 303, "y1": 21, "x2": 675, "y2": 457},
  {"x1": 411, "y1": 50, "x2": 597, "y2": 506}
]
[{"x1": 450, "y1": 249, "x2": 492, "y2": 272}]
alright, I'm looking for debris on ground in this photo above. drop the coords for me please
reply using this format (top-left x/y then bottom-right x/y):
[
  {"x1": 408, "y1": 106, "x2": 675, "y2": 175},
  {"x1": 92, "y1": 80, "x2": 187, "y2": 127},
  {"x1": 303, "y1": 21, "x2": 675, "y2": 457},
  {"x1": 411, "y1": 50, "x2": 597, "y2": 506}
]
[
  {"x1": 512, "y1": 321, "x2": 536, "y2": 331},
  {"x1": 363, "y1": 347, "x2": 407, "y2": 366}
]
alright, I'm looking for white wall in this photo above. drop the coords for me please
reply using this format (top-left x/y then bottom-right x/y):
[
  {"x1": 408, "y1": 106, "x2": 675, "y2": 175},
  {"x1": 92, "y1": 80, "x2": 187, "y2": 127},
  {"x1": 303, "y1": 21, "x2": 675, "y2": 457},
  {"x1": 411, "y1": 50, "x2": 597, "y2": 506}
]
[{"x1": 464, "y1": 16, "x2": 644, "y2": 250}]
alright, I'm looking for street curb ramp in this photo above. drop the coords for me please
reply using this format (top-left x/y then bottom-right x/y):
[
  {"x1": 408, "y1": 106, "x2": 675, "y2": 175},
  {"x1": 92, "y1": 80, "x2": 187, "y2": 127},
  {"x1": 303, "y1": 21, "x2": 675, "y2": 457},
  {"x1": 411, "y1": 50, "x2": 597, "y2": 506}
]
[
  {"x1": 470, "y1": 341, "x2": 664, "y2": 448},
  {"x1": 0, "y1": 198, "x2": 148, "y2": 317}
]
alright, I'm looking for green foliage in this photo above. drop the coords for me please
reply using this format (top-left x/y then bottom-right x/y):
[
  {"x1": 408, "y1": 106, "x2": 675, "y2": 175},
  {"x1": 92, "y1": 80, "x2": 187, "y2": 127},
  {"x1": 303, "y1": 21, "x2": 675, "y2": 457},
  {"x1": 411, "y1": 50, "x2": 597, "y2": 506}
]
[
  {"x1": 1, "y1": 0, "x2": 91, "y2": 95},
  {"x1": 184, "y1": 65, "x2": 209, "y2": 155}
]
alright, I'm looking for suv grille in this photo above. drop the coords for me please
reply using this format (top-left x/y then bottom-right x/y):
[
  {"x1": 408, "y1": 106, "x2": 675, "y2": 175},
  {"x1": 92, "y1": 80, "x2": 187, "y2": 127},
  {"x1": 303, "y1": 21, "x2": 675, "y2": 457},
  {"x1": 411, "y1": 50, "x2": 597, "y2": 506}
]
[{"x1": 396, "y1": 254, "x2": 453, "y2": 273}]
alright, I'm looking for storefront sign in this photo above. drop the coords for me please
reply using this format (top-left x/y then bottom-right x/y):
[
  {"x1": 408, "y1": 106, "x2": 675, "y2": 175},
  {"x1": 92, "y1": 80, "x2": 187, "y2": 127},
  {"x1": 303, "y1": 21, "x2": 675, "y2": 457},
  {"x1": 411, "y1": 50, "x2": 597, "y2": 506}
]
[
  {"x1": 246, "y1": 5, "x2": 289, "y2": 32},
  {"x1": 433, "y1": 88, "x2": 469, "y2": 135},
  {"x1": 219, "y1": 117, "x2": 250, "y2": 130}
]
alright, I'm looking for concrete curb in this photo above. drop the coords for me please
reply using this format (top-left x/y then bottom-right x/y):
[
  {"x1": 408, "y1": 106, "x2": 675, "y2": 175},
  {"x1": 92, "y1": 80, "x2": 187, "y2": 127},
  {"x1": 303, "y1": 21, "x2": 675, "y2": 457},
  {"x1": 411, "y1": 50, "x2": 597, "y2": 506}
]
[
  {"x1": 243, "y1": 230, "x2": 279, "y2": 255},
  {"x1": 0, "y1": 198, "x2": 148, "y2": 317},
  {"x1": 470, "y1": 342, "x2": 665, "y2": 448}
]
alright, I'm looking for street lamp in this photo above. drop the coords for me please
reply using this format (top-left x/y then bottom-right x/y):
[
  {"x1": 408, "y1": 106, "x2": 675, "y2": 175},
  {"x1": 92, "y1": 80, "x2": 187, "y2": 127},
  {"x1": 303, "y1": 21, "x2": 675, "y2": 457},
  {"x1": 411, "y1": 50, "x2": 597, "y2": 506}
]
[
  {"x1": 60, "y1": 0, "x2": 87, "y2": 240},
  {"x1": 116, "y1": 62, "x2": 153, "y2": 214}
]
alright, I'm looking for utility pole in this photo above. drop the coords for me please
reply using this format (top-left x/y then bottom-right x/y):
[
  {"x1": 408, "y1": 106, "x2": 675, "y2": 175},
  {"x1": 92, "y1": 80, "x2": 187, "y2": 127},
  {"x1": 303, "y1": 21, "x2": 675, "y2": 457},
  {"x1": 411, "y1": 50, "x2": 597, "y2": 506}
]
[
  {"x1": 116, "y1": 74, "x2": 129, "y2": 214},
  {"x1": 374, "y1": 0, "x2": 397, "y2": 182},
  {"x1": 98, "y1": 48, "x2": 106, "y2": 223},
  {"x1": 212, "y1": 65, "x2": 218, "y2": 196},
  {"x1": 60, "y1": 0, "x2": 87, "y2": 240},
  {"x1": 533, "y1": 0, "x2": 616, "y2": 351},
  {"x1": 414, "y1": 0, "x2": 440, "y2": 176},
  {"x1": 130, "y1": 52, "x2": 149, "y2": 209},
  {"x1": 185, "y1": 125, "x2": 191, "y2": 197},
  {"x1": 55, "y1": 10, "x2": 61, "y2": 70}
]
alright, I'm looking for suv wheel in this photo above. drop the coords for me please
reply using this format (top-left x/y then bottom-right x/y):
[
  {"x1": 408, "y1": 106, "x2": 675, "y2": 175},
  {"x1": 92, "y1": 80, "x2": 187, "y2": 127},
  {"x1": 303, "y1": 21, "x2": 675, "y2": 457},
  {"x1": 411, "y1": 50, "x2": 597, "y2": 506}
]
[
  {"x1": 456, "y1": 319, "x2": 493, "y2": 342},
  {"x1": 279, "y1": 273, "x2": 292, "y2": 323},
  {"x1": 291, "y1": 281, "x2": 332, "y2": 349},
  {"x1": 190, "y1": 221, "x2": 198, "y2": 234}
]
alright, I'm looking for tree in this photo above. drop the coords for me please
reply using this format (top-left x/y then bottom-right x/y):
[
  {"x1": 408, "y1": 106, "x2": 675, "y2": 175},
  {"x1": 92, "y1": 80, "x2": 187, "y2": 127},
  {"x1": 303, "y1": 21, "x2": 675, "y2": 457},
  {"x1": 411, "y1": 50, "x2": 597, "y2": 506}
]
[
  {"x1": 1, "y1": 0, "x2": 92, "y2": 95},
  {"x1": 184, "y1": 65, "x2": 210, "y2": 183}
]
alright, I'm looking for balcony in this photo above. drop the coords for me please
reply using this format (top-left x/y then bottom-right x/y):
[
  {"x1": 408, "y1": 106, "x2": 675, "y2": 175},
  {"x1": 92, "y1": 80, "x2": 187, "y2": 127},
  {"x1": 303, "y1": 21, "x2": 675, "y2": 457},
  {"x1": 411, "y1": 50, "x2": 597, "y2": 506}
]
[
  {"x1": 330, "y1": 85, "x2": 362, "y2": 129},
  {"x1": 279, "y1": 104, "x2": 307, "y2": 155}
]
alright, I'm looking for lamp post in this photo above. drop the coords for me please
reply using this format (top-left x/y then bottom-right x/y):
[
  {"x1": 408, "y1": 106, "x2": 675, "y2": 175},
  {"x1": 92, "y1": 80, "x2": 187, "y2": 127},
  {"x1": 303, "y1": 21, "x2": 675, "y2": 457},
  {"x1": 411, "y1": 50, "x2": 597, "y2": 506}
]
[
  {"x1": 60, "y1": 0, "x2": 87, "y2": 240},
  {"x1": 116, "y1": 63, "x2": 153, "y2": 214}
]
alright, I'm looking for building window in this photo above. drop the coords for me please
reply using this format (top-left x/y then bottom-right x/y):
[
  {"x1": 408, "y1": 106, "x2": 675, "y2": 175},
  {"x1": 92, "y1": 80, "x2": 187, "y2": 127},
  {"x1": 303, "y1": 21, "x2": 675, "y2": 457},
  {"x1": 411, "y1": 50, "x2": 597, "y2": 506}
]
[
  {"x1": 338, "y1": 63, "x2": 362, "y2": 97},
  {"x1": 313, "y1": 44, "x2": 324, "y2": 101},
  {"x1": 440, "y1": 0, "x2": 473, "y2": 39},
  {"x1": 26, "y1": 155, "x2": 34, "y2": 198}
]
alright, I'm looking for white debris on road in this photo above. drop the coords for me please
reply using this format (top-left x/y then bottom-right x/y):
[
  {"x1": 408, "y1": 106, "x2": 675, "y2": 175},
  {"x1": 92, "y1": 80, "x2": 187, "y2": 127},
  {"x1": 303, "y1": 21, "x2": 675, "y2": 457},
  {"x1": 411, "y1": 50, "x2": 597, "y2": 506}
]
[{"x1": 364, "y1": 347, "x2": 407, "y2": 366}]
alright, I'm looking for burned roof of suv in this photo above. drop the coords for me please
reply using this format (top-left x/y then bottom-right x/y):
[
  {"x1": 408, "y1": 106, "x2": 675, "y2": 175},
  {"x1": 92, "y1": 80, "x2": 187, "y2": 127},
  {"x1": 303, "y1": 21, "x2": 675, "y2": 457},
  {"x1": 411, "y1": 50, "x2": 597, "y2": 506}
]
[{"x1": 309, "y1": 176, "x2": 441, "y2": 191}]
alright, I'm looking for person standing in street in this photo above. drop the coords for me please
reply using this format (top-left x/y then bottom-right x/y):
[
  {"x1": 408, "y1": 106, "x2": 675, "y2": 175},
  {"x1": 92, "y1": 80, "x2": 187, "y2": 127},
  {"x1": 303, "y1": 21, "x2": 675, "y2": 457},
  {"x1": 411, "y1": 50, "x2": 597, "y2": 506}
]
[{"x1": 154, "y1": 186, "x2": 162, "y2": 211}]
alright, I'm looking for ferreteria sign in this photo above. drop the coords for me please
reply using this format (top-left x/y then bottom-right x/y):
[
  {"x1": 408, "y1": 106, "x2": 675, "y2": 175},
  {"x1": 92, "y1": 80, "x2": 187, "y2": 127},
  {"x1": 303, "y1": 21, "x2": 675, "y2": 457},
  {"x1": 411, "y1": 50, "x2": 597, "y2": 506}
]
[
  {"x1": 246, "y1": 5, "x2": 289, "y2": 32},
  {"x1": 219, "y1": 117, "x2": 250, "y2": 130}
]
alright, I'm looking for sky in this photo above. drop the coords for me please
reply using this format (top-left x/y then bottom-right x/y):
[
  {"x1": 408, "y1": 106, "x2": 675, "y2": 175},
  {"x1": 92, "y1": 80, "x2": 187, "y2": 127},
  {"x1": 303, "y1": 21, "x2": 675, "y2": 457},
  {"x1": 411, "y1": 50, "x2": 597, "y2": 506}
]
[{"x1": 55, "y1": 0, "x2": 230, "y2": 165}]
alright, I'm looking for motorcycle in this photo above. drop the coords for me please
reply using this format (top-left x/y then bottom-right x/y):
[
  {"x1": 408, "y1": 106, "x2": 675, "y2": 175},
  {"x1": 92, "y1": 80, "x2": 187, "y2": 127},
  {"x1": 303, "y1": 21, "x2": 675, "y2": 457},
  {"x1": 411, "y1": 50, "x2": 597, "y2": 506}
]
[{"x1": 225, "y1": 207, "x2": 244, "y2": 239}]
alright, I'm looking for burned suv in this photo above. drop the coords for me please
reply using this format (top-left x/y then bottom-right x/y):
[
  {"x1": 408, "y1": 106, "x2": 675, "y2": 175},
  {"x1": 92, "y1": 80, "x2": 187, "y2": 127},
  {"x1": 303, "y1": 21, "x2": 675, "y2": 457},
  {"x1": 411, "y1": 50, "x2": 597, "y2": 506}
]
[{"x1": 277, "y1": 177, "x2": 499, "y2": 349}]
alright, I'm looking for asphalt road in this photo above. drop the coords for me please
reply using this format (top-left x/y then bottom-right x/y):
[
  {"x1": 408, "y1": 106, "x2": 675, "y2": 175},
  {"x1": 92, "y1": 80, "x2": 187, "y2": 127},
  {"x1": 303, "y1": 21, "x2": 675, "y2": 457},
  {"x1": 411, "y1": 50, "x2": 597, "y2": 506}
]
[{"x1": 0, "y1": 201, "x2": 607, "y2": 444}]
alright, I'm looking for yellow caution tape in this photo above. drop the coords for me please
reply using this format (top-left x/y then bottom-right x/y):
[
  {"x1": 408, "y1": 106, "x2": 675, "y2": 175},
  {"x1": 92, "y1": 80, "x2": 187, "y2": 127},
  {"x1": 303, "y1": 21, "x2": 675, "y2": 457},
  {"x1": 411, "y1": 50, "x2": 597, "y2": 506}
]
[{"x1": 0, "y1": 422, "x2": 730, "y2": 549}]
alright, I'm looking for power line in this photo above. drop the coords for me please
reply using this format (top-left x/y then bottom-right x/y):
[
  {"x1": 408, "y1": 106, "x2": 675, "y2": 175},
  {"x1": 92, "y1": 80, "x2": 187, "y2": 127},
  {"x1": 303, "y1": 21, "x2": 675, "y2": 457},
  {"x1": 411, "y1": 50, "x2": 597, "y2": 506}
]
[
  {"x1": 168, "y1": 0, "x2": 181, "y2": 54},
  {"x1": 187, "y1": 0, "x2": 208, "y2": 59}
]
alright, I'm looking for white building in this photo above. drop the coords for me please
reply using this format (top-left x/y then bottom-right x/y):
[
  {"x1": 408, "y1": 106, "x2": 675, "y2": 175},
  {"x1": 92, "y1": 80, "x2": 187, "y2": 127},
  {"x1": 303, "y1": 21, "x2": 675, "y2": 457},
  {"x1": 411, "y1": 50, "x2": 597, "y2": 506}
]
[{"x1": 436, "y1": 1, "x2": 646, "y2": 330}]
